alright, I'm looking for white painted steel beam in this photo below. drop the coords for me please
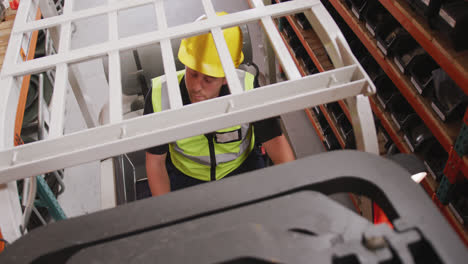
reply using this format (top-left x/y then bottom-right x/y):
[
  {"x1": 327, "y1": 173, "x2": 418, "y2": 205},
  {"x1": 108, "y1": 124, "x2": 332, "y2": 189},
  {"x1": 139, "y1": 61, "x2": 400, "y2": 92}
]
[
  {"x1": 39, "y1": 0, "x2": 97, "y2": 128},
  {"x1": 108, "y1": 53, "x2": 123, "y2": 123},
  {"x1": 346, "y1": 95, "x2": 379, "y2": 154},
  {"x1": 48, "y1": 1, "x2": 73, "y2": 139},
  {"x1": 14, "y1": 0, "x2": 156, "y2": 34},
  {"x1": 48, "y1": 64, "x2": 68, "y2": 138},
  {"x1": 0, "y1": 0, "x2": 35, "y2": 243},
  {"x1": 0, "y1": 65, "x2": 368, "y2": 182},
  {"x1": 100, "y1": 158, "x2": 116, "y2": 209},
  {"x1": 0, "y1": 77, "x2": 23, "y2": 243},
  {"x1": 154, "y1": 0, "x2": 183, "y2": 109},
  {"x1": 57, "y1": 0, "x2": 73, "y2": 54},
  {"x1": 1, "y1": 0, "x2": 319, "y2": 78},
  {"x1": 249, "y1": 0, "x2": 301, "y2": 80},
  {"x1": 68, "y1": 69, "x2": 97, "y2": 128},
  {"x1": 335, "y1": 38, "x2": 378, "y2": 154},
  {"x1": 108, "y1": 1, "x2": 123, "y2": 123},
  {"x1": 38, "y1": 0, "x2": 61, "y2": 49},
  {"x1": 202, "y1": 0, "x2": 243, "y2": 95},
  {"x1": 102, "y1": 0, "x2": 124, "y2": 210}
]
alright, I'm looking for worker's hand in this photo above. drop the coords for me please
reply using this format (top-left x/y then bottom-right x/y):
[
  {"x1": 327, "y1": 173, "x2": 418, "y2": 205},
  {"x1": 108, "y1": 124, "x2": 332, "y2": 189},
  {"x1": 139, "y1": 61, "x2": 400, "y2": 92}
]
[
  {"x1": 146, "y1": 152, "x2": 170, "y2": 196},
  {"x1": 262, "y1": 134, "x2": 295, "y2": 165}
]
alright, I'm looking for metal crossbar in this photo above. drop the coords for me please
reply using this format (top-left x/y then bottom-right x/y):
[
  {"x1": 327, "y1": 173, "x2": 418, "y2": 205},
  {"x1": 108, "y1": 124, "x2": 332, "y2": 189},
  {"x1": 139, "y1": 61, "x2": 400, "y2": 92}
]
[
  {"x1": 0, "y1": 65, "x2": 367, "y2": 183},
  {"x1": 0, "y1": 0, "x2": 379, "y2": 183},
  {"x1": 2, "y1": 0, "x2": 318, "y2": 78},
  {"x1": 0, "y1": 0, "x2": 378, "y2": 241}
]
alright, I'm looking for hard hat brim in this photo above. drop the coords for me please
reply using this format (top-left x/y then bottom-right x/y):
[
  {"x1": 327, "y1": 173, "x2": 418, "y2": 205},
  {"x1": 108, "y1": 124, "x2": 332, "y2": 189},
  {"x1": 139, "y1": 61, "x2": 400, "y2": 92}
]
[{"x1": 178, "y1": 38, "x2": 244, "y2": 78}]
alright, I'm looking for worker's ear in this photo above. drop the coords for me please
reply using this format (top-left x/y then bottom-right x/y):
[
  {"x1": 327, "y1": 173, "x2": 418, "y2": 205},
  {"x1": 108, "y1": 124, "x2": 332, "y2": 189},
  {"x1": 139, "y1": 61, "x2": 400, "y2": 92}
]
[{"x1": 222, "y1": 78, "x2": 227, "y2": 85}]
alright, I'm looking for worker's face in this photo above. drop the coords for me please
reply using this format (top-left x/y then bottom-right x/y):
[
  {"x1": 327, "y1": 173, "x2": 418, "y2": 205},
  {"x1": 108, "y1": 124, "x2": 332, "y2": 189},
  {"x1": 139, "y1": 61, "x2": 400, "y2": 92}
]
[{"x1": 185, "y1": 67, "x2": 227, "y2": 103}]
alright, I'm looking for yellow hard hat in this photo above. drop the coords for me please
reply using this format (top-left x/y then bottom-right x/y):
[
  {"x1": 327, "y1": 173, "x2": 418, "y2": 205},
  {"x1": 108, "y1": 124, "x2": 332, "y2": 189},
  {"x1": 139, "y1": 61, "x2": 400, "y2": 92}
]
[{"x1": 178, "y1": 12, "x2": 244, "y2": 78}]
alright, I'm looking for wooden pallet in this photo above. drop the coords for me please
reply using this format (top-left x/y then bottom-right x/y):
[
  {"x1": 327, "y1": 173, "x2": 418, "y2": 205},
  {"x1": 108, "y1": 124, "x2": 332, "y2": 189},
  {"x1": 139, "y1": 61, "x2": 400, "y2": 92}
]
[{"x1": 0, "y1": 9, "x2": 17, "y2": 70}]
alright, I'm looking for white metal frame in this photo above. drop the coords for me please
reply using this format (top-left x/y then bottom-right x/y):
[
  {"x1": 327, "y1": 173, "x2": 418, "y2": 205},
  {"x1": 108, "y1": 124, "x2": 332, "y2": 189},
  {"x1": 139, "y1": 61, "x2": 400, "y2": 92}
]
[{"x1": 0, "y1": 0, "x2": 377, "y2": 241}]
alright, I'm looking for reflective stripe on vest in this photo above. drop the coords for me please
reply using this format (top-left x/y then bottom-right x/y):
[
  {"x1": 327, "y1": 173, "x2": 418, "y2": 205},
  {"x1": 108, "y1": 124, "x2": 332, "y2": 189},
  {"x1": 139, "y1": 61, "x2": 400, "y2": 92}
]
[
  {"x1": 172, "y1": 124, "x2": 251, "y2": 165},
  {"x1": 151, "y1": 69, "x2": 256, "y2": 181}
]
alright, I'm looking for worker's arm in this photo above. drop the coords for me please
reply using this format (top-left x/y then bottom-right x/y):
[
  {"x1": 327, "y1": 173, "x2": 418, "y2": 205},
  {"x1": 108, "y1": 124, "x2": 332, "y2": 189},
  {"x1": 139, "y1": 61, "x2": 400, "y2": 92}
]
[
  {"x1": 145, "y1": 152, "x2": 171, "y2": 196},
  {"x1": 262, "y1": 134, "x2": 295, "y2": 164}
]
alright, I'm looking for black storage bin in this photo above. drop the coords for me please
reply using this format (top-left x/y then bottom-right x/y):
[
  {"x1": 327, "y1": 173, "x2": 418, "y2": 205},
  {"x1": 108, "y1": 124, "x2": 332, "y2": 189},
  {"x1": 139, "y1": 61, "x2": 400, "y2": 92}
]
[
  {"x1": 387, "y1": 94, "x2": 419, "y2": 131},
  {"x1": 420, "y1": 140, "x2": 447, "y2": 182},
  {"x1": 364, "y1": 0, "x2": 390, "y2": 37},
  {"x1": 349, "y1": 39, "x2": 368, "y2": 60},
  {"x1": 295, "y1": 13, "x2": 311, "y2": 30},
  {"x1": 431, "y1": 68, "x2": 468, "y2": 122},
  {"x1": 288, "y1": 34, "x2": 301, "y2": 49},
  {"x1": 436, "y1": 0, "x2": 468, "y2": 51},
  {"x1": 350, "y1": 0, "x2": 369, "y2": 21},
  {"x1": 327, "y1": 102, "x2": 345, "y2": 123},
  {"x1": 386, "y1": 142, "x2": 401, "y2": 155},
  {"x1": 376, "y1": 25, "x2": 407, "y2": 57},
  {"x1": 337, "y1": 114, "x2": 356, "y2": 149},
  {"x1": 343, "y1": 0, "x2": 353, "y2": 9},
  {"x1": 375, "y1": 74, "x2": 399, "y2": 109},
  {"x1": 324, "y1": 133, "x2": 341, "y2": 150},
  {"x1": 278, "y1": 17, "x2": 287, "y2": 32},
  {"x1": 392, "y1": 33, "x2": 426, "y2": 75},
  {"x1": 402, "y1": 117, "x2": 435, "y2": 152},
  {"x1": 377, "y1": 127, "x2": 390, "y2": 151},
  {"x1": 302, "y1": 56, "x2": 319, "y2": 75},
  {"x1": 316, "y1": 110, "x2": 331, "y2": 135},
  {"x1": 409, "y1": 0, "x2": 434, "y2": 17},
  {"x1": 282, "y1": 20, "x2": 295, "y2": 40},
  {"x1": 293, "y1": 47, "x2": 307, "y2": 61},
  {"x1": 360, "y1": 55, "x2": 383, "y2": 82},
  {"x1": 378, "y1": 125, "x2": 392, "y2": 147},
  {"x1": 452, "y1": 180, "x2": 468, "y2": 225},
  {"x1": 409, "y1": 54, "x2": 440, "y2": 96}
]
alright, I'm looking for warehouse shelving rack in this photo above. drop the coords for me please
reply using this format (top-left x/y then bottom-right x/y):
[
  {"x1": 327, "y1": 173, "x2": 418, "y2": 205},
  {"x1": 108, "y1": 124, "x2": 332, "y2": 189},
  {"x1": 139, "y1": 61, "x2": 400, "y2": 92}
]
[{"x1": 274, "y1": 0, "x2": 468, "y2": 246}]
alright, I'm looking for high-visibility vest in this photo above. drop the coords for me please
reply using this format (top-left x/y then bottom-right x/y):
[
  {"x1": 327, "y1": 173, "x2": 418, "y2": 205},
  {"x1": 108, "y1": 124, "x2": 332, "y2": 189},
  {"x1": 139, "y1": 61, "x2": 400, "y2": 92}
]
[{"x1": 151, "y1": 69, "x2": 255, "y2": 181}]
